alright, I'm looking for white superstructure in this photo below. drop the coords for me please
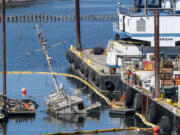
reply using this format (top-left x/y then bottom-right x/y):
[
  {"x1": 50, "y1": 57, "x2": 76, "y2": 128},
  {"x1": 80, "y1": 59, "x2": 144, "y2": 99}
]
[{"x1": 106, "y1": 0, "x2": 180, "y2": 67}]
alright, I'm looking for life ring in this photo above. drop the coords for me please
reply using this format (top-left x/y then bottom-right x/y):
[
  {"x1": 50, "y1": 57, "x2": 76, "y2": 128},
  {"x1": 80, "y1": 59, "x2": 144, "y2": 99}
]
[
  {"x1": 133, "y1": 93, "x2": 142, "y2": 111},
  {"x1": 84, "y1": 66, "x2": 89, "y2": 77},
  {"x1": 95, "y1": 74, "x2": 100, "y2": 87},
  {"x1": 159, "y1": 116, "x2": 172, "y2": 134},
  {"x1": 125, "y1": 87, "x2": 133, "y2": 107},
  {"x1": 104, "y1": 80, "x2": 115, "y2": 91},
  {"x1": 147, "y1": 103, "x2": 157, "y2": 123}
]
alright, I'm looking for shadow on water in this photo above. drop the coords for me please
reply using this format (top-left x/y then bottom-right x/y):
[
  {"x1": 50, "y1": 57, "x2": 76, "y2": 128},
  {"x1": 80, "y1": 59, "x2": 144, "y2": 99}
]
[{"x1": 0, "y1": 116, "x2": 35, "y2": 135}]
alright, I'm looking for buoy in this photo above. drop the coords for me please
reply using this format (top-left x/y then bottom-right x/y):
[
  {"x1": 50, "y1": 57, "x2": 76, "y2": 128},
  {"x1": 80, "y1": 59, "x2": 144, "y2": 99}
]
[
  {"x1": 153, "y1": 132, "x2": 159, "y2": 135},
  {"x1": 70, "y1": 45, "x2": 74, "y2": 51},
  {"x1": 153, "y1": 126, "x2": 159, "y2": 132},
  {"x1": 166, "y1": 99, "x2": 172, "y2": 104},
  {"x1": 78, "y1": 51, "x2": 82, "y2": 57},
  {"x1": 22, "y1": 88, "x2": 27, "y2": 96},
  {"x1": 88, "y1": 59, "x2": 92, "y2": 65}
]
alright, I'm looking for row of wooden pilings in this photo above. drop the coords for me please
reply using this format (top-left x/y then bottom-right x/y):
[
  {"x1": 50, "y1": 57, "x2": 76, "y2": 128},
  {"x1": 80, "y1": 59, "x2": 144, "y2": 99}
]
[{"x1": 0, "y1": 14, "x2": 118, "y2": 23}]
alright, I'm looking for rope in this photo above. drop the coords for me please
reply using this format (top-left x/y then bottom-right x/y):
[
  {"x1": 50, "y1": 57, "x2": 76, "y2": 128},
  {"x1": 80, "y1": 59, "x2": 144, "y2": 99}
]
[
  {"x1": 119, "y1": 92, "x2": 125, "y2": 103},
  {"x1": 40, "y1": 127, "x2": 153, "y2": 135}
]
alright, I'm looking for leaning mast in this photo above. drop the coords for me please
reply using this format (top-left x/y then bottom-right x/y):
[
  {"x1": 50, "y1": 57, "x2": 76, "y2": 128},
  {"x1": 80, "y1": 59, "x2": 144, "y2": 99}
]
[{"x1": 35, "y1": 24, "x2": 63, "y2": 99}]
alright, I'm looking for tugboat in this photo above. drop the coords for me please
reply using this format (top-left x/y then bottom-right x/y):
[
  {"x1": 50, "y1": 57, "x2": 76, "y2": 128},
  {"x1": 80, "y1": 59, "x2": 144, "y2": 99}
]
[{"x1": 35, "y1": 24, "x2": 101, "y2": 115}]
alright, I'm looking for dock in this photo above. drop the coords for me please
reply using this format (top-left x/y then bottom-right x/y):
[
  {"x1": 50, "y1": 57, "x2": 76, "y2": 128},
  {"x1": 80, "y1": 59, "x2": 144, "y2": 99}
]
[{"x1": 66, "y1": 46, "x2": 180, "y2": 134}]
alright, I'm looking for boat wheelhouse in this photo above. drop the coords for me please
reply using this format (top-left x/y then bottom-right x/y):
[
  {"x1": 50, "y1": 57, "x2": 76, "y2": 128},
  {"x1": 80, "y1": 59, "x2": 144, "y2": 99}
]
[{"x1": 111, "y1": 0, "x2": 180, "y2": 58}]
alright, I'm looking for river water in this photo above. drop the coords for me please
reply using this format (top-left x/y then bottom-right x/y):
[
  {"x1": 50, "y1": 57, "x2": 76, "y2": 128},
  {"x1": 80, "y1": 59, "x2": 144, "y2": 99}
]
[{"x1": 0, "y1": 0, "x2": 159, "y2": 135}]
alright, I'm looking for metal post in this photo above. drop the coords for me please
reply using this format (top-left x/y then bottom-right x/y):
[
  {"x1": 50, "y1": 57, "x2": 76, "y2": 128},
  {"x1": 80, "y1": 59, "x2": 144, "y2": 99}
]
[
  {"x1": 144, "y1": 0, "x2": 147, "y2": 15},
  {"x1": 134, "y1": 0, "x2": 138, "y2": 12},
  {"x1": 75, "y1": 0, "x2": 81, "y2": 50},
  {"x1": 154, "y1": 11, "x2": 160, "y2": 98},
  {"x1": 141, "y1": 44, "x2": 143, "y2": 70},
  {"x1": 159, "y1": 0, "x2": 162, "y2": 8},
  {"x1": 178, "y1": 85, "x2": 180, "y2": 108},
  {"x1": 2, "y1": 0, "x2": 6, "y2": 96}
]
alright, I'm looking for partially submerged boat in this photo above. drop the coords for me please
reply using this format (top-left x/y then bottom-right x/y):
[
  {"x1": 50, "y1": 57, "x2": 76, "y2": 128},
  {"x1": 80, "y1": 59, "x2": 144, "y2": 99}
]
[
  {"x1": 45, "y1": 84, "x2": 101, "y2": 114},
  {"x1": 35, "y1": 24, "x2": 101, "y2": 115}
]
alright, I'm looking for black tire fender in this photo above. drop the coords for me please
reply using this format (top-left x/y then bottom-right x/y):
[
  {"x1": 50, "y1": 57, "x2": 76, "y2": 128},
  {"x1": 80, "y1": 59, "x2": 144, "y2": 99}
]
[
  {"x1": 84, "y1": 66, "x2": 89, "y2": 77},
  {"x1": 104, "y1": 80, "x2": 115, "y2": 91},
  {"x1": 80, "y1": 63, "x2": 84, "y2": 74},
  {"x1": 147, "y1": 103, "x2": 157, "y2": 123},
  {"x1": 159, "y1": 116, "x2": 172, "y2": 134},
  {"x1": 69, "y1": 52, "x2": 73, "y2": 63},
  {"x1": 91, "y1": 70, "x2": 95, "y2": 81},
  {"x1": 95, "y1": 74, "x2": 100, "y2": 86},
  {"x1": 93, "y1": 47, "x2": 104, "y2": 55},
  {"x1": 74, "y1": 59, "x2": 79, "y2": 69},
  {"x1": 66, "y1": 50, "x2": 69, "y2": 60},
  {"x1": 125, "y1": 87, "x2": 133, "y2": 107},
  {"x1": 133, "y1": 93, "x2": 142, "y2": 111}
]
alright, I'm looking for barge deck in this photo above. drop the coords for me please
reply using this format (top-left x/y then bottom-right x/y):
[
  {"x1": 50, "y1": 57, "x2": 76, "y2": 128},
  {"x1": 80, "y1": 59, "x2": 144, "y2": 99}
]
[
  {"x1": 67, "y1": 46, "x2": 180, "y2": 134},
  {"x1": 67, "y1": 47, "x2": 123, "y2": 95}
]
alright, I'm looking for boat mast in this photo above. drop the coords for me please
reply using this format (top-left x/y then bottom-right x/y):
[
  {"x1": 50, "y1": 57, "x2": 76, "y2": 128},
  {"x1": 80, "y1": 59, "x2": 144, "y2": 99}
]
[
  {"x1": 35, "y1": 24, "x2": 64, "y2": 99},
  {"x1": 2, "y1": 0, "x2": 6, "y2": 96}
]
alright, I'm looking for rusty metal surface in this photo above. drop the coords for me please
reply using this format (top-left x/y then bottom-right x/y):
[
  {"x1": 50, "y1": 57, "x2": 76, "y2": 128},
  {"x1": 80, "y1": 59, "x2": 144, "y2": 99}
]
[
  {"x1": 75, "y1": 0, "x2": 81, "y2": 50},
  {"x1": 154, "y1": 10, "x2": 160, "y2": 98},
  {"x1": 2, "y1": 0, "x2": 6, "y2": 96}
]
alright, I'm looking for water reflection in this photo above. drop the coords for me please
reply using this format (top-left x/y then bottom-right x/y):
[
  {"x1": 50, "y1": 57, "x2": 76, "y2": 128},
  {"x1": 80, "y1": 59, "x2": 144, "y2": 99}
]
[
  {"x1": 0, "y1": 116, "x2": 35, "y2": 135},
  {"x1": 0, "y1": 122, "x2": 7, "y2": 135},
  {"x1": 8, "y1": 116, "x2": 35, "y2": 124},
  {"x1": 43, "y1": 113, "x2": 100, "y2": 131}
]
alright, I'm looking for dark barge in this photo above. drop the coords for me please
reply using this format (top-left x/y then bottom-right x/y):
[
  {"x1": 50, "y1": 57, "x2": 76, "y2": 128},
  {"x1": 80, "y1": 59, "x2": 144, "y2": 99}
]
[
  {"x1": 65, "y1": 0, "x2": 180, "y2": 134},
  {"x1": 66, "y1": 46, "x2": 180, "y2": 134},
  {"x1": 66, "y1": 48, "x2": 124, "y2": 95}
]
